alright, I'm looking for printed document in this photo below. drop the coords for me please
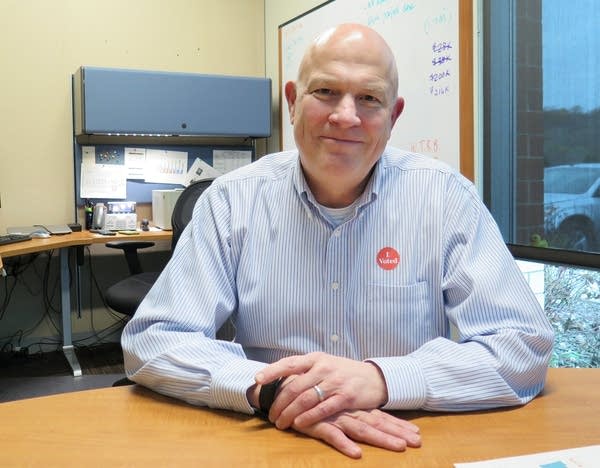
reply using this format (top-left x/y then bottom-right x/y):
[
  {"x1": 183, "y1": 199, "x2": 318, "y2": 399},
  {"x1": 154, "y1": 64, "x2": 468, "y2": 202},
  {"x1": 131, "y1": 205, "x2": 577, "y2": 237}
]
[
  {"x1": 145, "y1": 149, "x2": 187, "y2": 185},
  {"x1": 212, "y1": 149, "x2": 251, "y2": 174},
  {"x1": 80, "y1": 146, "x2": 127, "y2": 199},
  {"x1": 454, "y1": 445, "x2": 600, "y2": 468},
  {"x1": 184, "y1": 158, "x2": 221, "y2": 186}
]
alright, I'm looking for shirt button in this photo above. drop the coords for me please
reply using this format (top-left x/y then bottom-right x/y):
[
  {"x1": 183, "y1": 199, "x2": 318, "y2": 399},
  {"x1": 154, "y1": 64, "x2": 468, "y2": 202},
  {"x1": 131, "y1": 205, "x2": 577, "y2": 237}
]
[
  {"x1": 331, "y1": 281, "x2": 339, "y2": 290},
  {"x1": 333, "y1": 230, "x2": 341, "y2": 237},
  {"x1": 330, "y1": 334, "x2": 339, "y2": 342}
]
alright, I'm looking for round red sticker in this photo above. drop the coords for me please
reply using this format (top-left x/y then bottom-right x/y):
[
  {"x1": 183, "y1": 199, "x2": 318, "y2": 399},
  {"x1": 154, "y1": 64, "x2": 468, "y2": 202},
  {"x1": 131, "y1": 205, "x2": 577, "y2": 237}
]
[{"x1": 376, "y1": 247, "x2": 400, "y2": 270}]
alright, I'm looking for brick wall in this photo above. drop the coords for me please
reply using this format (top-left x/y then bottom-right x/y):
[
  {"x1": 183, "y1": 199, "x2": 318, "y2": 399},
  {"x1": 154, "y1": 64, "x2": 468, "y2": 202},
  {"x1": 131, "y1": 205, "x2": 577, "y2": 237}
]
[{"x1": 516, "y1": 0, "x2": 545, "y2": 244}]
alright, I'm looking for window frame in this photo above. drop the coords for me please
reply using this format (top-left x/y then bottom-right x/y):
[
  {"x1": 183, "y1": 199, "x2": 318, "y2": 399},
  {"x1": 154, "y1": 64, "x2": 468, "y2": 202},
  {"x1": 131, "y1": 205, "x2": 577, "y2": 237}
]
[{"x1": 482, "y1": 0, "x2": 600, "y2": 270}]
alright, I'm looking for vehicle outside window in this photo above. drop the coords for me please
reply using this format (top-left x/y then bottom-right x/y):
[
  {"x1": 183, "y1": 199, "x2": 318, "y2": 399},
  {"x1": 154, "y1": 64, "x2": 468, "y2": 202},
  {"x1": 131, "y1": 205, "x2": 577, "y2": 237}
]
[{"x1": 544, "y1": 164, "x2": 600, "y2": 251}]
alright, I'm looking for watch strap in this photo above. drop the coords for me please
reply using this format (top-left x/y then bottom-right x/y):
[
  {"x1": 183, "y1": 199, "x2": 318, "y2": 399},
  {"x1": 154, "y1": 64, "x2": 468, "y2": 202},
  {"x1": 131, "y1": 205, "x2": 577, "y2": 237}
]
[{"x1": 258, "y1": 378, "x2": 282, "y2": 416}]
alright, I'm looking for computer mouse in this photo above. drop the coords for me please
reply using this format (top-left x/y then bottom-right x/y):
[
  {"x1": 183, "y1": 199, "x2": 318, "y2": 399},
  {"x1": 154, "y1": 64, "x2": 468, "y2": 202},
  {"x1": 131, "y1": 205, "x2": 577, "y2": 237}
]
[{"x1": 31, "y1": 230, "x2": 51, "y2": 238}]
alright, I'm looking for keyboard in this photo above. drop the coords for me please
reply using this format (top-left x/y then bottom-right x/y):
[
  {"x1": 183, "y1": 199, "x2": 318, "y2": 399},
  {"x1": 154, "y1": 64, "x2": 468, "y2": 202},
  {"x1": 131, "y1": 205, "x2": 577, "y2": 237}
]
[{"x1": 0, "y1": 233, "x2": 33, "y2": 246}]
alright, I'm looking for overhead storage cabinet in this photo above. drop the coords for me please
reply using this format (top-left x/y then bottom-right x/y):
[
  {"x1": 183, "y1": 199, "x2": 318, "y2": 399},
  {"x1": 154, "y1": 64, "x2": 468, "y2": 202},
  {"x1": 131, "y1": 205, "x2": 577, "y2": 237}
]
[{"x1": 73, "y1": 67, "x2": 271, "y2": 138}]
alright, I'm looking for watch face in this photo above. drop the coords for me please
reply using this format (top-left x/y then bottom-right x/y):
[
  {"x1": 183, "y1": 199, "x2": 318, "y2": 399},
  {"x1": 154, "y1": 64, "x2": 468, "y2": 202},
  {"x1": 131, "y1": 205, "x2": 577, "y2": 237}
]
[{"x1": 259, "y1": 378, "x2": 282, "y2": 413}]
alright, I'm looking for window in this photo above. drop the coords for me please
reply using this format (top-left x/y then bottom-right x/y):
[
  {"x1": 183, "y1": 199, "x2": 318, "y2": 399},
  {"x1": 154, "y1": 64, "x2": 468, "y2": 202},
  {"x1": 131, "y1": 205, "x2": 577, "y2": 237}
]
[
  {"x1": 483, "y1": 0, "x2": 600, "y2": 368},
  {"x1": 483, "y1": 0, "x2": 600, "y2": 267}
]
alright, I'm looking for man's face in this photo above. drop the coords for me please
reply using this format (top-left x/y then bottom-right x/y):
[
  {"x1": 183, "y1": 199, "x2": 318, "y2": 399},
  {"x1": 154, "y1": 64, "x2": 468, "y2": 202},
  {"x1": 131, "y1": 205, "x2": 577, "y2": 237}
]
[{"x1": 285, "y1": 29, "x2": 404, "y2": 205}]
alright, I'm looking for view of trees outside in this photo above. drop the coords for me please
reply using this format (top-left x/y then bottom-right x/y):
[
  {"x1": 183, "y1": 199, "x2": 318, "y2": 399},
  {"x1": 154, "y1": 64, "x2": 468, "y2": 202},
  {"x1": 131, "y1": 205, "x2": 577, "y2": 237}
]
[
  {"x1": 541, "y1": 1, "x2": 600, "y2": 253},
  {"x1": 499, "y1": 2, "x2": 599, "y2": 368},
  {"x1": 544, "y1": 264, "x2": 600, "y2": 368},
  {"x1": 540, "y1": 2, "x2": 599, "y2": 367},
  {"x1": 543, "y1": 110, "x2": 599, "y2": 167}
]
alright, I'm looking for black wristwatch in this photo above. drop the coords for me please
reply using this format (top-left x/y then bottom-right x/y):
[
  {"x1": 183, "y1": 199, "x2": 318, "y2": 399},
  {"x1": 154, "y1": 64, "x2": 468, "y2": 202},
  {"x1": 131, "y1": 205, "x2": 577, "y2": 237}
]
[{"x1": 256, "y1": 378, "x2": 282, "y2": 418}]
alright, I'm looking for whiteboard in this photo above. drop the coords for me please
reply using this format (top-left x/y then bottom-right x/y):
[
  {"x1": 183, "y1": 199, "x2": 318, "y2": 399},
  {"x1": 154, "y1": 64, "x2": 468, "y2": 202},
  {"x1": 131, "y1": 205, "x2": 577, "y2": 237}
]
[{"x1": 279, "y1": 0, "x2": 473, "y2": 179}]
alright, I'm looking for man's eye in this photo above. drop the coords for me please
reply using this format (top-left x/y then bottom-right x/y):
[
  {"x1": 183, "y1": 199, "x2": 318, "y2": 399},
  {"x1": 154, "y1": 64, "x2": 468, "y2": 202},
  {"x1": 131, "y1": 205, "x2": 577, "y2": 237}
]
[
  {"x1": 360, "y1": 95, "x2": 379, "y2": 103},
  {"x1": 313, "y1": 88, "x2": 335, "y2": 96}
]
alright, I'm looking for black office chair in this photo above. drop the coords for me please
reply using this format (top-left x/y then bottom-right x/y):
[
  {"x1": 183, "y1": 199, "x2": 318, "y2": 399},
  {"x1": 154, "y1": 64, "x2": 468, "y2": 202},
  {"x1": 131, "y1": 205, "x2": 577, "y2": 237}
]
[{"x1": 105, "y1": 179, "x2": 214, "y2": 317}]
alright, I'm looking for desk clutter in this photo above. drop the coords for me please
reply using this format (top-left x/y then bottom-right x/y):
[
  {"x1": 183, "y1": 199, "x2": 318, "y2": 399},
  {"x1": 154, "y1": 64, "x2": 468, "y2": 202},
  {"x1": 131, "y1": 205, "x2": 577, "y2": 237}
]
[
  {"x1": 0, "y1": 226, "x2": 174, "y2": 375},
  {"x1": 0, "y1": 233, "x2": 32, "y2": 246},
  {"x1": 82, "y1": 193, "x2": 180, "y2": 232},
  {"x1": 85, "y1": 200, "x2": 137, "y2": 231},
  {"x1": 5, "y1": 224, "x2": 73, "y2": 237},
  {"x1": 105, "y1": 201, "x2": 137, "y2": 230}
]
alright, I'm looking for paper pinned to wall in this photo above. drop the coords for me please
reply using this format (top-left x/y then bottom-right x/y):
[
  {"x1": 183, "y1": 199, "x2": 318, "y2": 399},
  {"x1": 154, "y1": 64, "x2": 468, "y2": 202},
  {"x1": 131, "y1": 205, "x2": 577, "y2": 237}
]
[
  {"x1": 82, "y1": 145, "x2": 96, "y2": 165},
  {"x1": 212, "y1": 149, "x2": 252, "y2": 174},
  {"x1": 145, "y1": 149, "x2": 188, "y2": 185},
  {"x1": 184, "y1": 158, "x2": 222, "y2": 186},
  {"x1": 80, "y1": 146, "x2": 127, "y2": 199},
  {"x1": 125, "y1": 147, "x2": 146, "y2": 179}
]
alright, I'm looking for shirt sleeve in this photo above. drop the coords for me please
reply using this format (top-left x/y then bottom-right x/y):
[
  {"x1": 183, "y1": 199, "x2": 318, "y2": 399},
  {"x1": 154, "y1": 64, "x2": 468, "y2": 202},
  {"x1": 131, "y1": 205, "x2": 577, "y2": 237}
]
[
  {"x1": 370, "y1": 178, "x2": 554, "y2": 412},
  {"x1": 121, "y1": 182, "x2": 263, "y2": 414}
]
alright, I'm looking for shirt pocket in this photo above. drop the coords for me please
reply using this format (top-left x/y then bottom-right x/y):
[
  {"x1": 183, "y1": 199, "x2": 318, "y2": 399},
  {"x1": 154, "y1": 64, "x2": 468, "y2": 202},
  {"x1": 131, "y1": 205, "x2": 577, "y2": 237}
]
[{"x1": 363, "y1": 281, "x2": 434, "y2": 354}]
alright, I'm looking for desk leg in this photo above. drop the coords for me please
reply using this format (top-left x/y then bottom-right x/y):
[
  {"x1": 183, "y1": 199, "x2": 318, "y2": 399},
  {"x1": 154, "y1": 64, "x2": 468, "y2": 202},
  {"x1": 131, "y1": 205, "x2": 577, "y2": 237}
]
[{"x1": 60, "y1": 247, "x2": 82, "y2": 377}]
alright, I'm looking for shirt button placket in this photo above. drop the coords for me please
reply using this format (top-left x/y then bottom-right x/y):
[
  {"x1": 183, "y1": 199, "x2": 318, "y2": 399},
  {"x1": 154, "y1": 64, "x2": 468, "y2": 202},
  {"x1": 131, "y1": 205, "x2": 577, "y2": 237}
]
[
  {"x1": 330, "y1": 282, "x2": 341, "y2": 348},
  {"x1": 327, "y1": 228, "x2": 343, "y2": 352}
]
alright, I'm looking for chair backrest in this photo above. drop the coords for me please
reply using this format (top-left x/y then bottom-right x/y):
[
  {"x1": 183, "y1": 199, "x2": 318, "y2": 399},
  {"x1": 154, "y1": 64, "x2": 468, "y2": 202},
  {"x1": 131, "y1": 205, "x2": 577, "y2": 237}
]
[{"x1": 170, "y1": 178, "x2": 215, "y2": 250}]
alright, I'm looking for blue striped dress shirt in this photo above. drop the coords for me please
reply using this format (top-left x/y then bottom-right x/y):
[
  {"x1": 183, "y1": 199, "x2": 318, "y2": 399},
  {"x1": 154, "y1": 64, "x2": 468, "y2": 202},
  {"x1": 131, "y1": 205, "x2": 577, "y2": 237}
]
[{"x1": 122, "y1": 147, "x2": 554, "y2": 415}]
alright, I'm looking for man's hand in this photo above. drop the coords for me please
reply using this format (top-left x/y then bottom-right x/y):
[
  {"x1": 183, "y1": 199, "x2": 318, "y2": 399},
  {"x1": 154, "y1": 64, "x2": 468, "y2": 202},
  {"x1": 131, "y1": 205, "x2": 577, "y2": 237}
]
[
  {"x1": 255, "y1": 352, "x2": 388, "y2": 429},
  {"x1": 292, "y1": 409, "x2": 421, "y2": 459}
]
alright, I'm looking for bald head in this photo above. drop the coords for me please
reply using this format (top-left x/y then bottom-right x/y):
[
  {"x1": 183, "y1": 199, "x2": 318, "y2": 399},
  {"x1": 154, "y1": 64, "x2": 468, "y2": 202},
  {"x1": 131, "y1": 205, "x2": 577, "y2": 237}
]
[
  {"x1": 284, "y1": 22, "x2": 405, "y2": 208},
  {"x1": 297, "y1": 23, "x2": 399, "y2": 103}
]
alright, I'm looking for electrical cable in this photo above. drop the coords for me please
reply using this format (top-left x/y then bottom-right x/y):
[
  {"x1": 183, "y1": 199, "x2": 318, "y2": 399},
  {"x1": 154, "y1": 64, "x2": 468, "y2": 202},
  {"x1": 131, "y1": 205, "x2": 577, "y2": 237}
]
[
  {"x1": 1, "y1": 254, "x2": 40, "y2": 320},
  {"x1": 78, "y1": 246, "x2": 128, "y2": 346},
  {"x1": 2, "y1": 244, "x2": 130, "y2": 354}
]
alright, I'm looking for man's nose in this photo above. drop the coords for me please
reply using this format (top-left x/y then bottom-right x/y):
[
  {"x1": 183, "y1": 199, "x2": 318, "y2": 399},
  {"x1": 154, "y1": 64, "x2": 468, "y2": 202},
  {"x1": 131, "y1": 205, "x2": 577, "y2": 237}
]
[{"x1": 329, "y1": 94, "x2": 361, "y2": 127}]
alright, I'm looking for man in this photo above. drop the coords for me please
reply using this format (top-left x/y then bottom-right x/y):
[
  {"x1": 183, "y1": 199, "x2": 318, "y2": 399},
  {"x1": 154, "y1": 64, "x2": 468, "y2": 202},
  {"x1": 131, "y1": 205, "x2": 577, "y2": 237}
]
[{"x1": 122, "y1": 23, "x2": 554, "y2": 459}]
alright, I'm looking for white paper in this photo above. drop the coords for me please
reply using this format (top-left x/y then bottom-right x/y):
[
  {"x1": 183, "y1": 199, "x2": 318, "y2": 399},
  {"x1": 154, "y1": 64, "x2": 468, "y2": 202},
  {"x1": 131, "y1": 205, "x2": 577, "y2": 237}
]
[
  {"x1": 80, "y1": 163, "x2": 127, "y2": 199},
  {"x1": 212, "y1": 150, "x2": 251, "y2": 174},
  {"x1": 124, "y1": 147, "x2": 146, "y2": 179},
  {"x1": 454, "y1": 445, "x2": 600, "y2": 468},
  {"x1": 145, "y1": 149, "x2": 188, "y2": 185},
  {"x1": 82, "y1": 146, "x2": 96, "y2": 165},
  {"x1": 184, "y1": 158, "x2": 222, "y2": 186}
]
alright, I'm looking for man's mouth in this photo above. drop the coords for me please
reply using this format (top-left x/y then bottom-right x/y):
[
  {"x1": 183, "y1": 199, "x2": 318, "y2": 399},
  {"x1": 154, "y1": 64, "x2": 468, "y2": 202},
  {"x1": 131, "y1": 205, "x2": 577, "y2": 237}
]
[{"x1": 321, "y1": 135, "x2": 362, "y2": 144}]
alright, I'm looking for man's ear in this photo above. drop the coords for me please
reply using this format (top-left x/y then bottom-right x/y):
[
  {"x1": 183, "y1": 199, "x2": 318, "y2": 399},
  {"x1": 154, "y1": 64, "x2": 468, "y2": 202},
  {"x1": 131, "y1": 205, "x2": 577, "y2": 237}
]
[
  {"x1": 284, "y1": 81, "x2": 298, "y2": 124},
  {"x1": 390, "y1": 97, "x2": 405, "y2": 127}
]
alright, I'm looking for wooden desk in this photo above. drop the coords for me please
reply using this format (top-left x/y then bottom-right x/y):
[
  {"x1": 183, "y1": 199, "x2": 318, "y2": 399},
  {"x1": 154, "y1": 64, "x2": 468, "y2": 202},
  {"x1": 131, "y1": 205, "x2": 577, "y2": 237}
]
[
  {"x1": 0, "y1": 368, "x2": 597, "y2": 467},
  {"x1": 0, "y1": 230, "x2": 172, "y2": 376},
  {"x1": 0, "y1": 230, "x2": 173, "y2": 259}
]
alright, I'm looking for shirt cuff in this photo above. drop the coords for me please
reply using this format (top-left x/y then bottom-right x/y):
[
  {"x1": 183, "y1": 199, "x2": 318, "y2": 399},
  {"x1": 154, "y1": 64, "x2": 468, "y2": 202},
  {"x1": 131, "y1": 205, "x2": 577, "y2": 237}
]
[
  {"x1": 210, "y1": 358, "x2": 266, "y2": 414},
  {"x1": 367, "y1": 355, "x2": 427, "y2": 410}
]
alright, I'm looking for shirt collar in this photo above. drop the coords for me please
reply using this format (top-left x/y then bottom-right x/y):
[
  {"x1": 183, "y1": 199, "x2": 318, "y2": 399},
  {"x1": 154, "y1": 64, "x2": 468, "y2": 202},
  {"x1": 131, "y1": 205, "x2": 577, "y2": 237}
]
[{"x1": 291, "y1": 149, "x2": 387, "y2": 212}]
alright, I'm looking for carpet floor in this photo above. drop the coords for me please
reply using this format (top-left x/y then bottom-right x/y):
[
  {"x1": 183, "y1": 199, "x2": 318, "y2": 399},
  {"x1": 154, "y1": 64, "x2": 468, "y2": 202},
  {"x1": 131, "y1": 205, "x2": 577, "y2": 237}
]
[{"x1": 0, "y1": 343, "x2": 126, "y2": 403}]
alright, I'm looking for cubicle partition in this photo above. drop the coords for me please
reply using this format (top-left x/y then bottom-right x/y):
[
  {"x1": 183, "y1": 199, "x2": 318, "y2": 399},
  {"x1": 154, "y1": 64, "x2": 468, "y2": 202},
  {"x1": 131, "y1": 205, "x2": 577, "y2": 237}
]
[{"x1": 72, "y1": 66, "x2": 271, "y2": 218}]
